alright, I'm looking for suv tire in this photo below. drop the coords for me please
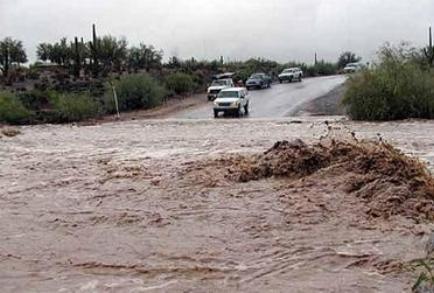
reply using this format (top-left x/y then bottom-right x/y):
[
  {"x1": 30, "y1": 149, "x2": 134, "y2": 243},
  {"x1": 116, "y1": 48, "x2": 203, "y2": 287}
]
[{"x1": 235, "y1": 106, "x2": 241, "y2": 118}]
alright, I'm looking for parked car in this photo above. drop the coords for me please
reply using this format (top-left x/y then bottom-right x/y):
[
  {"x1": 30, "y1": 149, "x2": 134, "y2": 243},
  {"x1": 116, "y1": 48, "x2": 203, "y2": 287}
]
[
  {"x1": 278, "y1": 67, "x2": 303, "y2": 83},
  {"x1": 343, "y1": 62, "x2": 362, "y2": 73},
  {"x1": 245, "y1": 73, "x2": 272, "y2": 90},
  {"x1": 213, "y1": 87, "x2": 250, "y2": 118},
  {"x1": 207, "y1": 78, "x2": 234, "y2": 101}
]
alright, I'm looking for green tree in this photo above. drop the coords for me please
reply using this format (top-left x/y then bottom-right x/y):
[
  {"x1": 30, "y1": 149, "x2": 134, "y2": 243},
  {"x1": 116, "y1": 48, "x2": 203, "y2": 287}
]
[
  {"x1": 36, "y1": 38, "x2": 72, "y2": 66},
  {"x1": 337, "y1": 51, "x2": 361, "y2": 69},
  {"x1": 167, "y1": 56, "x2": 182, "y2": 69},
  {"x1": 127, "y1": 44, "x2": 163, "y2": 72},
  {"x1": 0, "y1": 37, "x2": 27, "y2": 77},
  {"x1": 98, "y1": 36, "x2": 128, "y2": 72},
  {"x1": 36, "y1": 43, "x2": 51, "y2": 62}
]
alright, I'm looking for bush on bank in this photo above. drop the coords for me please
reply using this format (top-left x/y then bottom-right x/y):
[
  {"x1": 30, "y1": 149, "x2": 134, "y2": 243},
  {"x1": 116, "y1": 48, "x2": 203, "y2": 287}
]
[
  {"x1": 114, "y1": 74, "x2": 168, "y2": 111},
  {"x1": 51, "y1": 92, "x2": 100, "y2": 123},
  {"x1": 0, "y1": 73, "x2": 174, "y2": 125},
  {"x1": 165, "y1": 72, "x2": 196, "y2": 95},
  {"x1": 0, "y1": 91, "x2": 32, "y2": 124},
  {"x1": 343, "y1": 45, "x2": 434, "y2": 121}
]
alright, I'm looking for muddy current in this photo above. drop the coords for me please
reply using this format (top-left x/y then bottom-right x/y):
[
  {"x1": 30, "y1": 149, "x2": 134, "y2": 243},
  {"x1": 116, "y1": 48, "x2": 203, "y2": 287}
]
[{"x1": 1, "y1": 117, "x2": 433, "y2": 292}]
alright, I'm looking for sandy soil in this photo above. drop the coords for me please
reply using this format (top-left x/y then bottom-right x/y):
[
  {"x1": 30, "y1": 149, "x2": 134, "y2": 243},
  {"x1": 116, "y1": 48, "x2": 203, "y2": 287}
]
[
  {"x1": 1, "y1": 117, "x2": 433, "y2": 292},
  {"x1": 294, "y1": 84, "x2": 347, "y2": 117}
]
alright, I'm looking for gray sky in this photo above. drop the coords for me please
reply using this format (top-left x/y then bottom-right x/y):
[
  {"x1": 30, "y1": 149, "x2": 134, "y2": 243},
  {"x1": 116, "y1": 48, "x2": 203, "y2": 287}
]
[{"x1": 1, "y1": 0, "x2": 433, "y2": 63}]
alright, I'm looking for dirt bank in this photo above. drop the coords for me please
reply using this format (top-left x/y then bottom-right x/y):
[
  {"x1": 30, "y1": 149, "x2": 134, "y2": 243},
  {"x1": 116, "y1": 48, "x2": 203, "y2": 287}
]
[
  {"x1": 83, "y1": 93, "x2": 207, "y2": 125},
  {"x1": 294, "y1": 83, "x2": 347, "y2": 116},
  {"x1": 0, "y1": 118, "x2": 433, "y2": 292}
]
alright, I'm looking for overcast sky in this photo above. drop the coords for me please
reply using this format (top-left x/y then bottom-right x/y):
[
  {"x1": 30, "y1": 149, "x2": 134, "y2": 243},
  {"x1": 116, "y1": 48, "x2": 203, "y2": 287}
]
[{"x1": 1, "y1": 0, "x2": 433, "y2": 63}]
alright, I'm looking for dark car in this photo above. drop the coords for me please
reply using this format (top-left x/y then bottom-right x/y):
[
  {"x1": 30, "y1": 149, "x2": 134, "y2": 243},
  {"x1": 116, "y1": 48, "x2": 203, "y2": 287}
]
[{"x1": 245, "y1": 73, "x2": 272, "y2": 90}]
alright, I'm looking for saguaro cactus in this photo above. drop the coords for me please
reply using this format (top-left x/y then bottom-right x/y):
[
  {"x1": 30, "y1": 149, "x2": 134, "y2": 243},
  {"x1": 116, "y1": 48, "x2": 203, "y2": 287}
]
[
  {"x1": 73, "y1": 37, "x2": 81, "y2": 78},
  {"x1": 424, "y1": 27, "x2": 434, "y2": 66},
  {"x1": 89, "y1": 24, "x2": 100, "y2": 77}
]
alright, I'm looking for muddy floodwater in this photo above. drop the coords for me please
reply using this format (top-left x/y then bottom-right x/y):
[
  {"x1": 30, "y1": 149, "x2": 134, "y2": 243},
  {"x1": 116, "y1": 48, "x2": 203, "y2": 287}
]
[{"x1": 1, "y1": 117, "x2": 434, "y2": 292}]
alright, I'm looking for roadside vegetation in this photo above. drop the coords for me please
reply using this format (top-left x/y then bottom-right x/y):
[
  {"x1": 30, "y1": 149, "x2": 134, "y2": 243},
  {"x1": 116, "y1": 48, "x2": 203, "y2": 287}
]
[
  {"x1": 0, "y1": 91, "x2": 31, "y2": 124},
  {"x1": 343, "y1": 36, "x2": 434, "y2": 121},
  {"x1": 0, "y1": 25, "x2": 358, "y2": 125},
  {"x1": 165, "y1": 72, "x2": 196, "y2": 95},
  {"x1": 114, "y1": 74, "x2": 167, "y2": 111}
]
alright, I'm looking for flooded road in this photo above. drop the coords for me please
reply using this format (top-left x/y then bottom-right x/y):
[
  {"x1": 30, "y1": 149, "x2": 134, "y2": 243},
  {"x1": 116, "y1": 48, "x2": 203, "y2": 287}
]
[
  {"x1": 173, "y1": 75, "x2": 347, "y2": 119},
  {"x1": 1, "y1": 117, "x2": 433, "y2": 292}
]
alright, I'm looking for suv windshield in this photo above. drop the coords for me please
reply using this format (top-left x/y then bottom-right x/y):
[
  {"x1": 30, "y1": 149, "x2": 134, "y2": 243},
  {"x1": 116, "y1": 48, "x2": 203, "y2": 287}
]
[
  {"x1": 283, "y1": 69, "x2": 294, "y2": 73},
  {"x1": 251, "y1": 74, "x2": 264, "y2": 79},
  {"x1": 218, "y1": 91, "x2": 239, "y2": 98},
  {"x1": 211, "y1": 80, "x2": 226, "y2": 86}
]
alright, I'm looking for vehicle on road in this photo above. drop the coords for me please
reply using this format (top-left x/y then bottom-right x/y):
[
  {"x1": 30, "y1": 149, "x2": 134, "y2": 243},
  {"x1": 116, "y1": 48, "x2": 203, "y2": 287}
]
[
  {"x1": 246, "y1": 73, "x2": 272, "y2": 90},
  {"x1": 278, "y1": 67, "x2": 303, "y2": 83},
  {"x1": 207, "y1": 78, "x2": 234, "y2": 101},
  {"x1": 213, "y1": 87, "x2": 250, "y2": 118},
  {"x1": 343, "y1": 62, "x2": 362, "y2": 73},
  {"x1": 212, "y1": 72, "x2": 235, "y2": 80}
]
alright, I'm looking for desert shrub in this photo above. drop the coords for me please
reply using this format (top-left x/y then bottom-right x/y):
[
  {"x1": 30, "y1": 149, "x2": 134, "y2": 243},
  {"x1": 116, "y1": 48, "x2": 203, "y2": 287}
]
[
  {"x1": 115, "y1": 74, "x2": 167, "y2": 111},
  {"x1": 305, "y1": 61, "x2": 338, "y2": 77},
  {"x1": 343, "y1": 45, "x2": 434, "y2": 121},
  {"x1": 18, "y1": 90, "x2": 56, "y2": 110},
  {"x1": 16, "y1": 90, "x2": 101, "y2": 123},
  {"x1": 165, "y1": 72, "x2": 196, "y2": 94},
  {"x1": 51, "y1": 92, "x2": 100, "y2": 122},
  {"x1": 0, "y1": 91, "x2": 32, "y2": 124}
]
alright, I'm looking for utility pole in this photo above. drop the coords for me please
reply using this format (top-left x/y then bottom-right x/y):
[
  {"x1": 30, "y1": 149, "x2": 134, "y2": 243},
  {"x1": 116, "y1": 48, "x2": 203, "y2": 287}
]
[
  {"x1": 110, "y1": 81, "x2": 120, "y2": 119},
  {"x1": 314, "y1": 52, "x2": 318, "y2": 66}
]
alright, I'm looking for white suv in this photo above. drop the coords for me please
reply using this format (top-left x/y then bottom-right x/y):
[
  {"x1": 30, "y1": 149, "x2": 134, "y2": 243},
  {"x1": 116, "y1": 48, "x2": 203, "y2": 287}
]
[
  {"x1": 207, "y1": 78, "x2": 234, "y2": 101},
  {"x1": 278, "y1": 67, "x2": 303, "y2": 83},
  {"x1": 213, "y1": 88, "x2": 250, "y2": 118},
  {"x1": 343, "y1": 63, "x2": 362, "y2": 73}
]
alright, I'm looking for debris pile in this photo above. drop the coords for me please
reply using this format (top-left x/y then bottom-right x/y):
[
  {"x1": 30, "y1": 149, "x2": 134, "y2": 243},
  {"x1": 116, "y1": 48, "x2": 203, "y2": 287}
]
[
  {"x1": 1, "y1": 127, "x2": 21, "y2": 137},
  {"x1": 228, "y1": 139, "x2": 434, "y2": 220}
]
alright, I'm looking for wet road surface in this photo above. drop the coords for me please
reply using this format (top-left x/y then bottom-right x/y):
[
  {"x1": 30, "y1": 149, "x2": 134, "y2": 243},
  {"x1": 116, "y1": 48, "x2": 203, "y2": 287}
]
[
  {"x1": 1, "y1": 117, "x2": 433, "y2": 292},
  {"x1": 173, "y1": 75, "x2": 347, "y2": 119}
]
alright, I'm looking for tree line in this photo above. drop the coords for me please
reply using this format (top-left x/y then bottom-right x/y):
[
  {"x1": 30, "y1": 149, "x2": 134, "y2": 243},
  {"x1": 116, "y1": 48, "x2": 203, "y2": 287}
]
[
  {"x1": 0, "y1": 24, "x2": 366, "y2": 81},
  {"x1": 0, "y1": 25, "x2": 164, "y2": 79}
]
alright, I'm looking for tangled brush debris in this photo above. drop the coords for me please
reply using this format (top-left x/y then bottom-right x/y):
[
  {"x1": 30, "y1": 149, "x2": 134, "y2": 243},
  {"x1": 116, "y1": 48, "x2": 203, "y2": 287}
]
[{"x1": 226, "y1": 139, "x2": 434, "y2": 220}]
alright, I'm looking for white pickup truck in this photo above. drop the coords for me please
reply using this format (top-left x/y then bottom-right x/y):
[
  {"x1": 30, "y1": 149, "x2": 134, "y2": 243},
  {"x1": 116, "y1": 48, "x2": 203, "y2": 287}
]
[
  {"x1": 207, "y1": 79, "x2": 234, "y2": 101},
  {"x1": 278, "y1": 67, "x2": 303, "y2": 83},
  {"x1": 213, "y1": 87, "x2": 249, "y2": 118},
  {"x1": 343, "y1": 62, "x2": 362, "y2": 73}
]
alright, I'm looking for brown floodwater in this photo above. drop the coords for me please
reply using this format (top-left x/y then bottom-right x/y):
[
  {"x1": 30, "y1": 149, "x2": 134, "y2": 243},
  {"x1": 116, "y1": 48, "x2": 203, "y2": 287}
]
[{"x1": 0, "y1": 117, "x2": 433, "y2": 292}]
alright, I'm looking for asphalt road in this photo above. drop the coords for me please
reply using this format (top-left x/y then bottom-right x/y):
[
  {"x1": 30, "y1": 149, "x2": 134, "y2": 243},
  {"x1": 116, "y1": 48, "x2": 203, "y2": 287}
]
[{"x1": 173, "y1": 75, "x2": 347, "y2": 119}]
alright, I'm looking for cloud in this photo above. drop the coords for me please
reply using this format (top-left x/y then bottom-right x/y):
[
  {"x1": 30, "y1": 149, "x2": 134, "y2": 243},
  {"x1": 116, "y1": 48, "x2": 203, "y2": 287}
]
[{"x1": 1, "y1": 0, "x2": 433, "y2": 63}]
